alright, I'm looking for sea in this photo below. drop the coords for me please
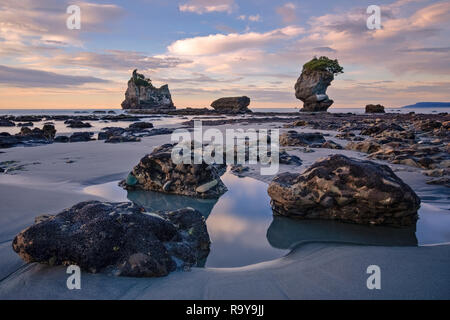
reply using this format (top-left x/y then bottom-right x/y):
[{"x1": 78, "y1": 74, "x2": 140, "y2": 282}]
[{"x1": 1, "y1": 107, "x2": 450, "y2": 116}]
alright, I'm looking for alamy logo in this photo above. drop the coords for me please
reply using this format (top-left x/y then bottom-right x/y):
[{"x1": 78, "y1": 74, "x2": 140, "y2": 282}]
[
  {"x1": 66, "y1": 265, "x2": 81, "y2": 290},
  {"x1": 366, "y1": 265, "x2": 381, "y2": 290},
  {"x1": 171, "y1": 121, "x2": 280, "y2": 175},
  {"x1": 66, "y1": 5, "x2": 81, "y2": 30},
  {"x1": 366, "y1": 5, "x2": 381, "y2": 30}
]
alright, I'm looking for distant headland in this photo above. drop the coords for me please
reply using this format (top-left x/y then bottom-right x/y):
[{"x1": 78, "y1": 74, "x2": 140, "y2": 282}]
[{"x1": 402, "y1": 102, "x2": 450, "y2": 108}]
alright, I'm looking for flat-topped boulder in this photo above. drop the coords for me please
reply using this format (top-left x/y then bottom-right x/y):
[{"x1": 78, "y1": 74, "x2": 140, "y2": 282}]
[
  {"x1": 121, "y1": 69, "x2": 175, "y2": 112},
  {"x1": 366, "y1": 104, "x2": 385, "y2": 113},
  {"x1": 210, "y1": 96, "x2": 252, "y2": 114},
  {"x1": 267, "y1": 154, "x2": 420, "y2": 227},
  {"x1": 12, "y1": 201, "x2": 210, "y2": 277},
  {"x1": 121, "y1": 143, "x2": 227, "y2": 198}
]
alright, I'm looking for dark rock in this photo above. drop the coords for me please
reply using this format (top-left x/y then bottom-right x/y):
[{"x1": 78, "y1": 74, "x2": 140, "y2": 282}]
[
  {"x1": 65, "y1": 119, "x2": 92, "y2": 128},
  {"x1": 54, "y1": 136, "x2": 69, "y2": 143},
  {"x1": 360, "y1": 123, "x2": 404, "y2": 136},
  {"x1": 129, "y1": 122, "x2": 154, "y2": 130},
  {"x1": 121, "y1": 69, "x2": 175, "y2": 111},
  {"x1": 12, "y1": 201, "x2": 210, "y2": 277},
  {"x1": 69, "y1": 132, "x2": 94, "y2": 142},
  {"x1": 366, "y1": 104, "x2": 385, "y2": 113},
  {"x1": 280, "y1": 131, "x2": 326, "y2": 147},
  {"x1": 267, "y1": 154, "x2": 420, "y2": 227},
  {"x1": 210, "y1": 96, "x2": 252, "y2": 114},
  {"x1": 121, "y1": 144, "x2": 227, "y2": 198},
  {"x1": 321, "y1": 140, "x2": 343, "y2": 149},
  {"x1": 230, "y1": 164, "x2": 249, "y2": 177},
  {"x1": 0, "y1": 119, "x2": 15, "y2": 127},
  {"x1": 105, "y1": 136, "x2": 141, "y2": 143},
  {"x1": 426, "y1": 176, "x2": 450, "y2": 188},
  {"x1": 346, "y1": 140, "x2": 381, "y2": 154},
  {"x1": 295, "y1": 70, "x2": 334, "y2": 112},
  {"x1": 279, "y1": 150, "x2": 302, "y2": 165},
  {"x1": 17, "y1": 122, "x2": 34, "y2": 127}
]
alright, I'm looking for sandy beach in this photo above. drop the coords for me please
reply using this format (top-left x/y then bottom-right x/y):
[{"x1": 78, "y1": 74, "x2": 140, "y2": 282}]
[{"x1": 1, "y1": 118, "x2": 449, "y2": 299}]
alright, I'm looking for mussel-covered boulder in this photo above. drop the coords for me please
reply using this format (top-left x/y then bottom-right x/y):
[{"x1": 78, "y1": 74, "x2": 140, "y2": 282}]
[
  {"x1": 121, "y1": 144, "x2": 227, "y2": 198},
  {"x1": 12, "y1": 201, "x2": 210, "y2": 277},
  {"x1": 267, "y1": 154, "x2": 420, "y2": 227}
]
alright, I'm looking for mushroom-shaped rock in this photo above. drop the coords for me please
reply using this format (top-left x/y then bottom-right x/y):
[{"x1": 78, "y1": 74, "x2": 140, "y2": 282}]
[
  {"x1": 267, "y1": 154, "x2": 420, "y2": 227},
  {"x1": 294, "y1": 57, "x2": 343, "y2": 112}
]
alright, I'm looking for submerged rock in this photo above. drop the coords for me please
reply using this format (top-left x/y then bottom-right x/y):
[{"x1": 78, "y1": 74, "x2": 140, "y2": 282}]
[
  {"x1": 267, "y1": 154, "x2": 420, "y2": 227},
  {"x1": 121, "y1": 144, "x2": 227, "y2": 198},
  {"x1": 121, "y1": 69, "x2": 175, "y2": 112},
  {"x1": 210, "y1": 96, "x2": 252, "y2": 114},
  {"x1": 12, "y1": 201, "x2": 210, "y2": 277}
]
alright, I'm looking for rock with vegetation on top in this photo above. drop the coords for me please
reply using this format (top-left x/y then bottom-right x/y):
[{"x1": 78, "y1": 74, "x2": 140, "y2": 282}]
[
  {"x1": 12, "y1": 201, "x2": 210, "y2": 277},
  {"x1": 295, "y1": 56, "x2": 343, "y2": 112},
  {"x1": 121, "y1": 69, "x2": 175, "y2": 111},
  {"x1": 121, "y1": 143, "x2": 227, "y2": 198},
  {"x1": 267, "y1": 154, "x2": 420, "y2": 227}
]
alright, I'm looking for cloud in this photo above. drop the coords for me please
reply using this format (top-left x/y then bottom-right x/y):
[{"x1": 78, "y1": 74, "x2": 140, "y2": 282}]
[
  {"x1": 167, "y1": 26, "x2": 305, "y2": 55},
  {"x1": 238, "y1": 14, "x2": 262, "y2": 22},
  {"x1": 297, "y1": 0, "x2": 450, "y2": 75},
  {"x1": 179, "y1": 0, "x2": 235, "y2": 14},
  {"x1": 0, "y1": 0, "x2": 124, "y2": 55},
  {"x1": 248, "y1": 15, "x2": 262, "y2": 22},
  {"x1": 46, "y1": 50, "x2": 191, "y2": 71},
  {"x1": 0, "y1": 65, "x2": 109, "y2": 88},
  {"x1": 400, "y1": 47, "x2": 450, "y2": 53},
  {"x1": 276, "y1": 3, "x2": 297, "y2": 24},
  {"x1": 155, "y1": 72, "x2": 242, "y2": 84}
]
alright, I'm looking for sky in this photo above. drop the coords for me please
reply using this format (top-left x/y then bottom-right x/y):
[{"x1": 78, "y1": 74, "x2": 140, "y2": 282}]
[{"x1": 0, "y1": 0, "x2": 449, "y2": 109}]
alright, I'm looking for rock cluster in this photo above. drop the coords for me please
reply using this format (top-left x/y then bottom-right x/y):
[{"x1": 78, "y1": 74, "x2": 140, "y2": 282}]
[
  {"x1": 121, "y1": 69, "x2": 175, "y2": 112},
  {"x1": 210, "y1": 96, "x2": 252, "y2": 114},
  {"x1": 267, "y1": 154, "x2": 420, "y2": 227},
  {"x1": 0, "y1": 124, "x2": 56, "y2": 148},
  {"x1": 121, "y1": 144, "x2": 227, "y2": 198},
  {"x1": 12, "y1": 201, "x2": 210, "y2": 277}
]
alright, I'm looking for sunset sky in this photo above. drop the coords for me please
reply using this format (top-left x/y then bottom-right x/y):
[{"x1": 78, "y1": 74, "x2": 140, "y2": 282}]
[{"x1": 0, "y1": 0, "x2": 449, "y2": 109}]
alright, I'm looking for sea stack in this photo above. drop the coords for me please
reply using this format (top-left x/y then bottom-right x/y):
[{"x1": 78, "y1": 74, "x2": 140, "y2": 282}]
[
  {"x1": 294, "y1": 56, "x2": 343, "y2": 112},
  {"x1": 121, "y1": 69, "x2": 175, "y2": 112}
]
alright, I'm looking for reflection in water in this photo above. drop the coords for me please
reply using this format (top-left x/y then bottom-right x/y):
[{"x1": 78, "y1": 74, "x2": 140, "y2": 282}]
[
  {"x1": 84, "y1": 170, "x2": 450, "y2": 268},
  {"x1": 128, "y1": 190, "x2": 218, "y2": 218},
  {"x1": 267, "y1": 216, "x2": 417, "y2": 249}
]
